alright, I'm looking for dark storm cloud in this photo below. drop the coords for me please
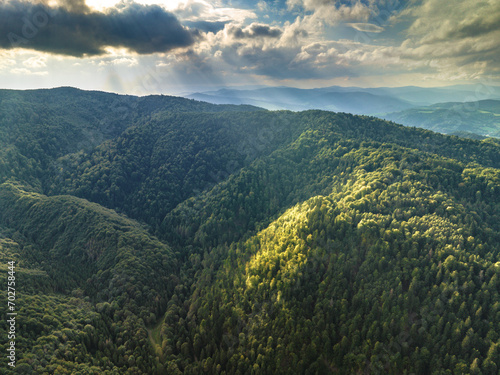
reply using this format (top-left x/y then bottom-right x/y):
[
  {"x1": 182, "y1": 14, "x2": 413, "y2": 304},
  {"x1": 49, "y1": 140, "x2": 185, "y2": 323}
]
[
  {"x1": 229, "y1": 23, "x2": 283, "y2": 39},
  {"x1": 0, "y1": 1, "x2": 197, "y2": 57}
]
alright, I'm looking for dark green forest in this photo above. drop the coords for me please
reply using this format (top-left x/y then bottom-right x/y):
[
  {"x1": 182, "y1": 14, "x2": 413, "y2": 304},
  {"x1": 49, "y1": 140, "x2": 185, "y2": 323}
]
[{"x1": 0, "y1": 88, "x2": 499, "y2": 374}]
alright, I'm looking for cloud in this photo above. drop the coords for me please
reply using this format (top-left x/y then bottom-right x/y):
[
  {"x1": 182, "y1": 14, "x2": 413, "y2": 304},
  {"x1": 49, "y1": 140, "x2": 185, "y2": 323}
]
[
  {"x1": 394, "y1": 0, "x2": 500, "y2": 80},
  {"x1": 186, "y1": 20, "x2": 361, "y2": 81},
  {"x1": 23, "y1": 55, "x2": 47, "y2": 68},
  {"x1": 173, "y1": 0, "x2": 256, "y2": 23},
  {"x1": 287, "y1": 0, "x2": 373, "y2": 25},
  {"x1": 289, "y1": 39, "x2": 401, "y2": 76},
  {"x1": 11, "y1": 67, "x2": 48, "y2": 75},
  {"x1": 228, "y1": 23, "x2": 283, "y2": 39},
  {"x1": 348, "y1": 23, "x2": 384, "y2": 33},
  {"x1": 2, "y1": 0, "x2": 497, "y2": 89},
  {"x1": 183, "y1": 21, "x2": 227, "y2": 33},
  {"x1": 98, "y1": 57, "x2": 139, "y2": 67},
  {"x1": 55, "y1": 0, "x2": 91, "y2": 13},
  {"x1": 405, "y1": 0, "x2": 500, "y2": 42},
  {"x1": 0, "y1": 51, "x2": 17, "y2": 70},
  {"x1": 257, "y1": 1, "x2": 270, "y2": 12},
  {"x1": 0, "y1": 0, "x2": 197, "y2": 57}
]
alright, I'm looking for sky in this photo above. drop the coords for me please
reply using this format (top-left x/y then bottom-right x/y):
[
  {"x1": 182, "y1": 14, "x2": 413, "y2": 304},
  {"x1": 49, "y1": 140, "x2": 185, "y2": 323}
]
[{"x1": 0, "y1": 0, "x2": 499, "y2": 95}]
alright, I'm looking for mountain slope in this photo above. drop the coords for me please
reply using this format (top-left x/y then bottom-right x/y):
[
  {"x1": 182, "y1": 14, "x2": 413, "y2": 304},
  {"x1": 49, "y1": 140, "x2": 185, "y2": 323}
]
[
  {"x1": 161, "y1": 111, "x2": 500, "y2": 253},
  {"x1": 50, "y1": 111, "x2": 301, "y2": 229},
  {"x1": 52, "y1": 111, "x2": 500, "y2": 240},
  {"x1": 158, "y1": 137, "x2": 500, "y2": 374},
  {"x1": 0, "y1": 87, "x2": 261, "y2": 190},
  {"x1": 0, "y1": 181, "x2": 177, "y2": 373}
]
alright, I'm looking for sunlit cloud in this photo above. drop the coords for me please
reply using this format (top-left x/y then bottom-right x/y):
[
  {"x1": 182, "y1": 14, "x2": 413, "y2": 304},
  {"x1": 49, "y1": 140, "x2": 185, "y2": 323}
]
[
  {"x1": 98, "y1": 57, "x2": 139, "y2": 67},
  {"x1": 23, "y1": 55, "x2": 47, "y2": 68}
]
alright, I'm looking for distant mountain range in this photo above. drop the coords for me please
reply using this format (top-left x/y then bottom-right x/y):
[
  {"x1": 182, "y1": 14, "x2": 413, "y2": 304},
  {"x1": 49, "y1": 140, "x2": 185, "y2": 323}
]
[
  {"x1": 185, "y1": 84, "x2": 500, "y2": 115},
  {"x1": 383, "y1": 99, "x2": 500, "y2": 138}
]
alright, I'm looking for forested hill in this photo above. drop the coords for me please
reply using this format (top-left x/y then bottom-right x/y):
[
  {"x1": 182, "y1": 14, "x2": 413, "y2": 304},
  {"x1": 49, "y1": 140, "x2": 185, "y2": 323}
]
[
  {"x1": 0, "y1": 88, "x2": 499, "y2": 374},
  {"x1": 0, "y1": 87, "x2": 261, "y2": 189}
]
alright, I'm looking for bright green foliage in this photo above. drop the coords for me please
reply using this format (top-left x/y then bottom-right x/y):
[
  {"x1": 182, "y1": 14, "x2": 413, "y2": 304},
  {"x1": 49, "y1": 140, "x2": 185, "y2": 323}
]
[{"x1": 156, "y1": 122, "x2": 500, "y2": 374}]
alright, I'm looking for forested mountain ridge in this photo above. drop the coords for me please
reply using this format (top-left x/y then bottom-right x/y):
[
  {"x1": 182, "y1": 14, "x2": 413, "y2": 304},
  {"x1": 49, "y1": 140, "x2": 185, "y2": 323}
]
[
  {"x1": 160, "y1": 136, "x2": 500, "y2": 373},
  {"x1": 0, "y1": 88, "x2": 260, "y2": 191},
  {"x1": 52, "y1": 110, "x2": 500, "y2": 236},
  {"x1": 49, "y1": 110, "x2": 304, "y2": 229},
  {"x1": 0, "y1": 88, "x2": 499, "y2": 374}
]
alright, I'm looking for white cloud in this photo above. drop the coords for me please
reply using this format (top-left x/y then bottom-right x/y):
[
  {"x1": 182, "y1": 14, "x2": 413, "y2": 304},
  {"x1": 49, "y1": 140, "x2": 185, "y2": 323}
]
[
  {"x1": 348, "y1": 23, "x2": 384, "y2": 33},
  {"x1": 98, "y1": 57, "x2": 139, "y2": 67},
  {"x1": 23, "y1": 56, "x2": 47, "y2": 68},
  {"x1": 172, "y1": 0, "x2": 256, "y2": 23},
  {"x1": 393, "y1": 0, "x2": 500, "y2": 80},
  {"x1": 405, "y1": 0, "x2": 500, "y2": 44},
  {"x1": 11, "y1": 67, "x2": 48, "y2": 75},
  {"x1": 257, "y1": 1, "x2": 269, "y2": 12},
  {"x1": 287, "y1": 0, "x2": 373, "y2": 25},
  {"x1": 0, "y1": 51, "x2": 17, "y2": 70},
  {"x1": 84, "y1": 0, "x2": 186, "y2": 12}
]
